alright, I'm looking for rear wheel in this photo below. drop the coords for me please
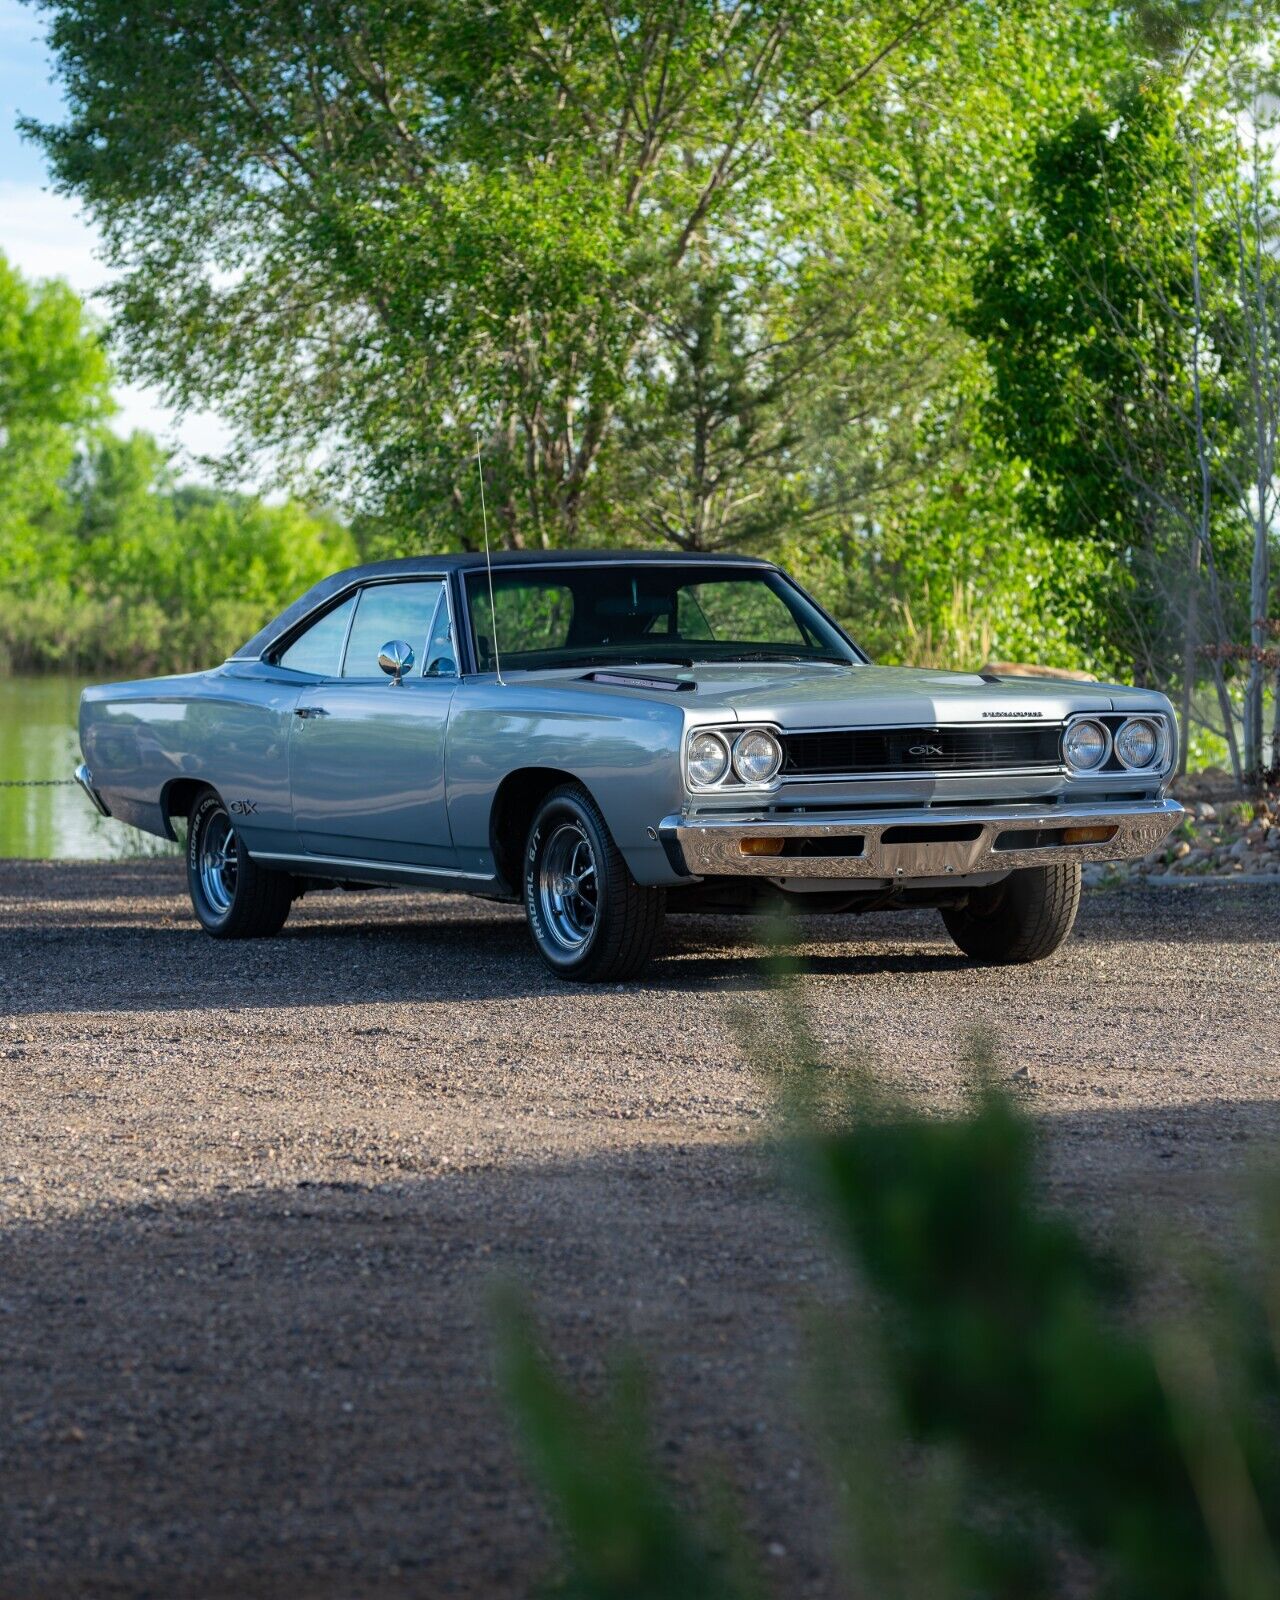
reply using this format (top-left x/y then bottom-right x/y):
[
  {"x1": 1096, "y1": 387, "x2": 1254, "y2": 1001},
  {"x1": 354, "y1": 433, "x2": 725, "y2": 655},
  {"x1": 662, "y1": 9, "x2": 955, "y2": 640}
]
[
  {"x1": 523, "y1": 784, "x2": 664, "y2": 981},
  {"x1": 187, "y1": 790, "x2": 293, "y2": 938},
  {"x1": 940, "y1": 862, "x2": 1081, "y2": 965}
]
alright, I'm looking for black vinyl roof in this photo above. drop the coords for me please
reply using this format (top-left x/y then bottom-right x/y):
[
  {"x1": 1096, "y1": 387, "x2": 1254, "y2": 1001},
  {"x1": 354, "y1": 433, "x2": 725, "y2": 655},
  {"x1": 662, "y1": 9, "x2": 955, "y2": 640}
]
[{"x1": 232, "y1": 549, "x2": 777, "y2": 661}]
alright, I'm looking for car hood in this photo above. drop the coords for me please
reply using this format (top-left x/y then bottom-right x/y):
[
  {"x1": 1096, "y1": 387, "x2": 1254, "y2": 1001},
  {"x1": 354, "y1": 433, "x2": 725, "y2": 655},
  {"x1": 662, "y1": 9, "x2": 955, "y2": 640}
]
[{"x1": 667, "y1": 662, "x2": 1157, "y2": 728}]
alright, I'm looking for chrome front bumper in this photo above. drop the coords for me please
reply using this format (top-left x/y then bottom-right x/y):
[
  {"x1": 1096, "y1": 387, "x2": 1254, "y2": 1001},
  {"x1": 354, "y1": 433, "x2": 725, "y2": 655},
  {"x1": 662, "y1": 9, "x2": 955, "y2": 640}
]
[
  {"x1": 74, "y1": 763, "x2": 111, "y2": 817},
  {"x1": 662, "y1": 798, "x2": 1183, "y2": 881}
]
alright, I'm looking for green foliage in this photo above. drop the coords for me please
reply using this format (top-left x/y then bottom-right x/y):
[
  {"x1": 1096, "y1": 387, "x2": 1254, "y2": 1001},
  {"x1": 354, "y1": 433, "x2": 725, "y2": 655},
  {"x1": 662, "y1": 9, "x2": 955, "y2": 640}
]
[
  {"x1": 962, "y1": 73, "x2": 1270, "y2": 685},
  {"x1": 26, "y1": 0, "x2": 1136, "y2": 559},
  {"x1": 0, "y1": 252, "x2": 111, "y2": 592},
  {"x1": 15, "y1": 0, "x2": 1277, "y2": 703},
  {"x1": 0, "y1": 251, "x2": 357, "y2": 675},
  {"x1": 498, "y1": 1034, "x2": 1280, "y2": 1599},
  {"x1": 495, "y1": 1293, "x2": 747, "y2": 1600},
  {"x1": 1, "y1": 430, "x2": 356, "y2": 674}
]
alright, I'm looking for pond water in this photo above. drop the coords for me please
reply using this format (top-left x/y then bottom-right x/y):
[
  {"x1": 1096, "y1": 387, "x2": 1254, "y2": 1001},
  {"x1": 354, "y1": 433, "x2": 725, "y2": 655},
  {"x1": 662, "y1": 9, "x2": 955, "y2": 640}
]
[{"x1": 0, "y1": 676, "x2": 178, "y2": 861}]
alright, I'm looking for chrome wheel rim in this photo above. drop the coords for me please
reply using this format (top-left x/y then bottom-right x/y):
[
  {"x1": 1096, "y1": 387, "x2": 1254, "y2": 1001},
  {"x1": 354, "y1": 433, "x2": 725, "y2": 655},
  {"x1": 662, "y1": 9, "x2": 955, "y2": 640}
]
[
  {"x1": 538, "y1": 821, "x2": 598, "y2": 953},
  {"x1": 198, "y1": 809, "x2": 238, "y2": 917}
]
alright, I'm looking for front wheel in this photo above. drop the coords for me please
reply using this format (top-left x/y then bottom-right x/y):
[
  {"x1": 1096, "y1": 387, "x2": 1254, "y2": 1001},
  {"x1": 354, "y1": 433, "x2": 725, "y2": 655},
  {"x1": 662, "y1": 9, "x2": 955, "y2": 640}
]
[
  {"x1": 523, "y1": 785, "x2": 665, "y2": 982},
  {"x1": 940, "y1": 862, "x2": 1081, "y2": 965},
  {"x1": 187, "y1": 790, "x2": 294, "y2": 938}
]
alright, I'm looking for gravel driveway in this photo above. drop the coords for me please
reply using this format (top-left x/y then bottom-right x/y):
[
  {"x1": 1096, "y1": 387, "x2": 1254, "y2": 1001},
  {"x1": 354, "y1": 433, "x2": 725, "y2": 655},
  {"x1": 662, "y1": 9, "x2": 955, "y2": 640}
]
[{"x1": 1, "y1": 860, "x2": 1277, "y2": 1598}]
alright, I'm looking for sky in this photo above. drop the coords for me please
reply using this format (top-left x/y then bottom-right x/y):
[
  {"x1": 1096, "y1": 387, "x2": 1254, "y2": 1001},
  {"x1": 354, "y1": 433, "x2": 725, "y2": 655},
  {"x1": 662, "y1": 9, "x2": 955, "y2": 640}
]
[{"x1": 0, "y1": 0, "x2": 232, "y2": 469}]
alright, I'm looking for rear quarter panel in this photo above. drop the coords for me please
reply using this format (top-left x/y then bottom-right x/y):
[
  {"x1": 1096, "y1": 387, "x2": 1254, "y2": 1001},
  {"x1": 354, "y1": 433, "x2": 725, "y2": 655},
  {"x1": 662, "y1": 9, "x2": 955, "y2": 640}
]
[{"x1": 79, "y1": 665, "x2": 298, "y2": 849}]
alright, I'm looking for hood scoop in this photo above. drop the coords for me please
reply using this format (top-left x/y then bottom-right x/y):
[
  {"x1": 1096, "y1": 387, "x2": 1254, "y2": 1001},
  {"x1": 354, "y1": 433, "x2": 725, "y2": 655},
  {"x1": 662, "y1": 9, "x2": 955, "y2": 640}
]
[{"x1": 580, "y1": 670, "x2": 697, "y2": 693}]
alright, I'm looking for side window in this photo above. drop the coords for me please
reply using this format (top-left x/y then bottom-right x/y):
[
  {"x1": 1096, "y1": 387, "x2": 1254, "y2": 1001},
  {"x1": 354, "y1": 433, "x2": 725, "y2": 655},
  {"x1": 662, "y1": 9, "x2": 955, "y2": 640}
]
[
  {"x1": 278, "y1": 594, "x2": 356, "y2": 676},
  {"x1": 423, "y1": 590, "x2": 457, "y2": 677},
  {"x1": 341, "y1": 581, "x2": 444, "y2": 679}
]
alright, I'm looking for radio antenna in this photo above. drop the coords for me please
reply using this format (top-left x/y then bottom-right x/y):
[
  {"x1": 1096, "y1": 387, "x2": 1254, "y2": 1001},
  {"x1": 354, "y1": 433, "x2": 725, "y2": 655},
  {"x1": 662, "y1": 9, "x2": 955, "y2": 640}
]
[{"x1": 474, "y1": 432, "x2": 504, "y2": 686}]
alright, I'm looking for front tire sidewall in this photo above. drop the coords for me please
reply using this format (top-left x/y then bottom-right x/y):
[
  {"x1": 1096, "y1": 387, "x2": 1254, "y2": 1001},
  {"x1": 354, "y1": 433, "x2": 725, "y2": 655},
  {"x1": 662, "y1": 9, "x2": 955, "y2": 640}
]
[
  {"x1": 941, "y1": 862, "x2": 1081, "y2": 965},
  {"x1": 524, "y1": 794, "x2": 606, "y2": 976}
]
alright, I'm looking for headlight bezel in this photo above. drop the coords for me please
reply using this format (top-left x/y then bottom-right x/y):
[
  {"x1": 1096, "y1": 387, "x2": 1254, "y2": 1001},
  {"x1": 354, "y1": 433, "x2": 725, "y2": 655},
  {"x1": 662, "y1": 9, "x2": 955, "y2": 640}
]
[
  {"x1": 685, "y1": 723, "x2": 785, "y2": 792},
  {"x1": 686, "y1": 729, "x2": 732, "y2": 789},
  {"x1": 1113, "y1": 715, "x2": 1163, "y2": 771},
  {"x1": 731, "y1": 728, "x2": 783, "y2": 786},
  {"x1": 1062, "y1": 717, "x2": 1111, "y2": 774},
  {"x1": 1061, "y1": 710, "x2": 1175, "y2": 778}
]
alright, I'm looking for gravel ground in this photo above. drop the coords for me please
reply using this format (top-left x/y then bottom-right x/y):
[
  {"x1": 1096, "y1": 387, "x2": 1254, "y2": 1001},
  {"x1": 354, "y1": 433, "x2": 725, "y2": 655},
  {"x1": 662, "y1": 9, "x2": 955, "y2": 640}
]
[{"x1": 1, "y1": 860, "x2": 1278, "y2": 1599}]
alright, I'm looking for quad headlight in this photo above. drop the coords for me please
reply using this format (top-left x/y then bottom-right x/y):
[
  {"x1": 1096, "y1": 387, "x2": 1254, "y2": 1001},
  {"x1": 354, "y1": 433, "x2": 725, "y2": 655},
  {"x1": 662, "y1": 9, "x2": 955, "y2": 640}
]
[
  {"x1": 687, "y1": 730, "x2": 731, "y2": 788},
  {"x1": 1063, "y1": 718, "x2": 1109, "y2": 772},
  {"x1": 1062, "y1": 712, "x2": 1171, "y2": 775},
  {"x1": 732, "y1": 728, "x2": 783, "y2": 785},
  {"x1": 686, "y1": 725, "x2": 783, "y2": 789},
  {"x1": 1115, "y1": 716, "x2": 1161, "y2": 770}
]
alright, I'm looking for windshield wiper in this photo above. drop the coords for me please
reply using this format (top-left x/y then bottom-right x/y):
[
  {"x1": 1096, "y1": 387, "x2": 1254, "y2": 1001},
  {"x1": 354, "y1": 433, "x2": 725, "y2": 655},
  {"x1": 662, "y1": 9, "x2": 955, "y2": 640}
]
[
  {"x1": 705, "y1": 651, "x2": 854, "y2": 666},
  {"x1": 566, "y1": 653, "x2": 696, "y2": 670}
]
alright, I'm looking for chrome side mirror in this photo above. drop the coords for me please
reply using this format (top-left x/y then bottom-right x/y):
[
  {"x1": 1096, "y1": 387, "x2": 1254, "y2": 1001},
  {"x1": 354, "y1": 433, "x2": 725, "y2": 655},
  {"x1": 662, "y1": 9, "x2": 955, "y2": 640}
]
[{"x1": 378, "y1": 639, "x2": 415, "y2": 685}]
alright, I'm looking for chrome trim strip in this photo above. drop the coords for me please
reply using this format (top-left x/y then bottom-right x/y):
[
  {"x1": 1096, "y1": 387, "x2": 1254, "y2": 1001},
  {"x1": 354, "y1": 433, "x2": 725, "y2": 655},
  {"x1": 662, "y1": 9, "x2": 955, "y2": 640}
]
[
  {"x1": 662, "y1": 798, "x2": 1184, "y2": 881},
  {"x1": 73, "y1": 763, "x2": 111, "y2": 816},
  {"x1": 251, "y1": 851, "x2": 495, "y2": 883}
]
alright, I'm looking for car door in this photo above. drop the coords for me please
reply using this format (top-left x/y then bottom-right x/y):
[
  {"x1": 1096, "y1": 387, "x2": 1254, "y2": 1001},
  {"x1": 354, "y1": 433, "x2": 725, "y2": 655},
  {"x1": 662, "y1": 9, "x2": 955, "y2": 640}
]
[{"x1": 287, "y1": 578, "x2": 460, "y2": 867}]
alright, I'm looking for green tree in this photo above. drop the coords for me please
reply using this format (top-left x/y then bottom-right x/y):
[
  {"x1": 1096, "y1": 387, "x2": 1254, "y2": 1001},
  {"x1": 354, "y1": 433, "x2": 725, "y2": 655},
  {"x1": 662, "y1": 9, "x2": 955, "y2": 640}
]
[
  {"x1": 0, "y1": 251, "x2": 111, "y2": 592},
  {"x1": 26, "y1": 0, "x2": 1137, "y2": 557}
]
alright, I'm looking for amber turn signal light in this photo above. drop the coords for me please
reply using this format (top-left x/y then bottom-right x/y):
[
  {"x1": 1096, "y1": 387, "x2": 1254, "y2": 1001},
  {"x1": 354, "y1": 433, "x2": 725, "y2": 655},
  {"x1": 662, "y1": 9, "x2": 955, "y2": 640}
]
[
  {"x1": 1062, "y1": 825, "x2": 1116, "y2": 845},
  {"x1": 739, "y1": 837, "x2": 786, "y2": 856}
]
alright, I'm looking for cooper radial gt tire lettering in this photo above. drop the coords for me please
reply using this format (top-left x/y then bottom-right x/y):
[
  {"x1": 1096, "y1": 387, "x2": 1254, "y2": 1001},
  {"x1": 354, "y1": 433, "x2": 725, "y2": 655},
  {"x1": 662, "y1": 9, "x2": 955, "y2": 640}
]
[
  {"x1": 186, "y1": 790, "x2": 294, "y2": 939},
  {"x1": 523, "y1": 784, "x2": 665, "y2": 982},
  {"x1": 940, "y1": 862, "x2": 1082, "y2": 965}
]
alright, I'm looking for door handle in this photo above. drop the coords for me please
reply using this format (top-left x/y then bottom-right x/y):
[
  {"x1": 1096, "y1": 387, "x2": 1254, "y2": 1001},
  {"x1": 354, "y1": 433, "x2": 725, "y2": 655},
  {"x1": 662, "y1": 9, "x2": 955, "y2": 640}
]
[{"x1": 294, "y1": 706, "x2": 329, "y2": 719}]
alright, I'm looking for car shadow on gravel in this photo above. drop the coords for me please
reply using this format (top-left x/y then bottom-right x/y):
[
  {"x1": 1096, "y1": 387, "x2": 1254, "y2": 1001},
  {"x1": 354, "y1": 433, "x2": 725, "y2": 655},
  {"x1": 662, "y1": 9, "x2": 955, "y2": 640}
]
[
  {"x1": 1, "y1": 1101, "x2": 1277, "y2": 1600},
  {"x1": 4, "y1": 861, "x2": 1279, "y2": 1018},
  {"x1": 1, "y1": 904, "x2": 977, "y2": 1015}
]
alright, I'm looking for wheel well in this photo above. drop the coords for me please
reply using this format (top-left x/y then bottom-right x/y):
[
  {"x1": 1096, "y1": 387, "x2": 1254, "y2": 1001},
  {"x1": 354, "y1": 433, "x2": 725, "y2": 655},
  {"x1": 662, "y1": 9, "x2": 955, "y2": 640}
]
[
  {"x1": 162, "y1": 778, "x2": 214, "y2": 837},
  {"x1": 489, "y1": 767, "x2": 583, "y2": 892}
]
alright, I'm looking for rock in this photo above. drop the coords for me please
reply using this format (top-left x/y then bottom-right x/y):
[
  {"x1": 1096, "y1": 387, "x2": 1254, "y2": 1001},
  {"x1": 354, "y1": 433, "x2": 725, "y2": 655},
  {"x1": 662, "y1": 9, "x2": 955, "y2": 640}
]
[
  {"x1": 1173, "y1": 849, "x2": 1207, "y2": 871},
  {"x1": 1228, "y1": 837, "x2": 1251, "y2": 859},
  {"x1": 1194, "y1": 802, "x2": 1217, "y2": 823},
  {"x1": 1170, "y1": 840, "x2": 1191, "y2": 860}
]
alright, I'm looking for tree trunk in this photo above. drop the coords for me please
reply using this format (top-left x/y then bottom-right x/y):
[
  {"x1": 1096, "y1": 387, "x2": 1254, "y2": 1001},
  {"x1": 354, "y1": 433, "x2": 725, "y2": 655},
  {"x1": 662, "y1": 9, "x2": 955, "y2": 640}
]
[{"x1": 1179, "y1": 527, "x2": 1200, "y2": 776}]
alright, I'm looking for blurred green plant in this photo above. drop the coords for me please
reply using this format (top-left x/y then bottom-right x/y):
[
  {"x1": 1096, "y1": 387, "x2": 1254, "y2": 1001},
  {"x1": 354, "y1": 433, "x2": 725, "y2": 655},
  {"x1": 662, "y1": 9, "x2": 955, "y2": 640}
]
[{"x1": 497, "y1": 1028, "x2": 1280, "y2": 1599}]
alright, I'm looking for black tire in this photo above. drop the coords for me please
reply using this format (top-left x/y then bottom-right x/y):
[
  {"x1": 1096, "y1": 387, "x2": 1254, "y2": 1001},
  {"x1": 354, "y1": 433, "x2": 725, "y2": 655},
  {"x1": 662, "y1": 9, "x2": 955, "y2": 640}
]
[
  {"x1": 523, "y1": 784, "x2": 665, "y2": 982},
  {"x1": 940, "y1": 862, "x2": 1081, "y2": 965},
  {"x1": 186, "y1": 790, "x2": 294, "y2": 938}
]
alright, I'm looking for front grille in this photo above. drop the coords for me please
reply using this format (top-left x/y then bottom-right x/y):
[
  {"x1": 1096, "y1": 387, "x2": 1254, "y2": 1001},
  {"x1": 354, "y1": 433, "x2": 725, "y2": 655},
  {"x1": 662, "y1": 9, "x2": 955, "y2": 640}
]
[{"x1": 780, "y1": 724, "x2": 1063, "y2": 777}]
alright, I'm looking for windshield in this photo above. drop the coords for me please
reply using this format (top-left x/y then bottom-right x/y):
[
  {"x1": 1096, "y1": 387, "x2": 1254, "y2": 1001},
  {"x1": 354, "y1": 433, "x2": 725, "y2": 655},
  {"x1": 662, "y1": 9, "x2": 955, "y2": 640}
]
[{"x1": 464, "y1": 564, "x2": 858, "y2": 673}]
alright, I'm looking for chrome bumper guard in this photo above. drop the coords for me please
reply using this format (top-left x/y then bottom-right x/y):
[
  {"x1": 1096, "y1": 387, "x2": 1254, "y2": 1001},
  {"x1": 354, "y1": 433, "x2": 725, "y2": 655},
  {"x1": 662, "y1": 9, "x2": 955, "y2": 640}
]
[
  {"x1": 74, "y1": 762, "x2": 111, "y2": 817},
  {"x1": 662, "y1": 798, "x2": 1183, "y2": 881}
]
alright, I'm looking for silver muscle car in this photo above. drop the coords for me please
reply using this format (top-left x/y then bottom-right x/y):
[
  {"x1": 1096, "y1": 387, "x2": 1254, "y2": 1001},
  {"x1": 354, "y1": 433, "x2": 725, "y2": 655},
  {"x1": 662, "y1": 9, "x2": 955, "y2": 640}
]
[{"x1": 76, "y1": 552, "x2": 1182, "y2": 981}]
